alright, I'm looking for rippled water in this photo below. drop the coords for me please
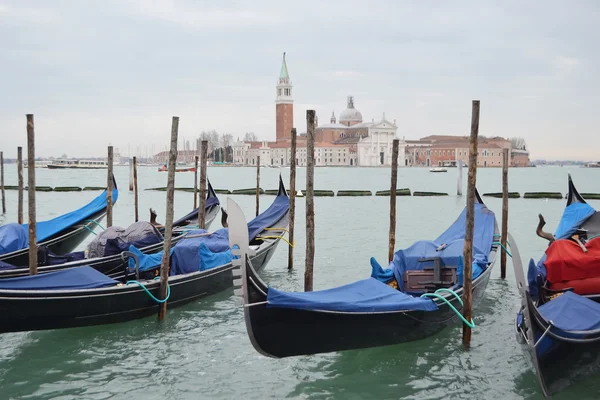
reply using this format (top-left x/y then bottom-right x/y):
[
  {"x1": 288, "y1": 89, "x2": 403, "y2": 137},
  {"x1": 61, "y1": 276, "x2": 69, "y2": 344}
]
[{"x1": 1, "y1": 164, "x2": 600, "y2": 399}]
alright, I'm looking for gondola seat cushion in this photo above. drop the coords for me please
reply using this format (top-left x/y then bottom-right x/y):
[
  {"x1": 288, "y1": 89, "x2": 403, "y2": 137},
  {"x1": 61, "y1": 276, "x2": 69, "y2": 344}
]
[
  {"x1": 544, "y1": 238, "x2": 600, "y2": 284},
  {"x1": 549, "y1": 276, "x2": 600, "y2": 295},
  {"x1": 538, "y1": 290, "x2": 600, "y2": 332}
]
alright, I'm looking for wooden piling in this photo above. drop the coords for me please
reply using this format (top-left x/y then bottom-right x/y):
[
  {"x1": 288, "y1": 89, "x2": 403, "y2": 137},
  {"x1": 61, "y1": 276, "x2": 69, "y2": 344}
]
[
  {"x1": 255, "y1": 155, "x2": 261, "y2": 216},
  {"x1": 26, "y1": 114, "x2": 38, "y2": 275},
  {"x1": 193, "y1": 155, "x2": 199, "y2": 209},
  {"x1": 462, "y1": 100, "x2": 479, "y2": 347},
  {"x1": 457, "y1": 159, "x2": 463, "y2": 196},
  {"x1": 0, "y1": 151, "x2": 5, "y2": 214},
  {"x1": 501, "y1": 148, "x2": 509, "y2": 279},
  {"x1": 388, "y1": 139, "x2": 399, "y2": 263},
  {"x1": 288, "y1": 128, "x2": 297, "y2": 270},
  {"x1": 198, "y1": 140, "x2": 208, "y2": 229},
  {"x1": 158, "y1": 116, "x2": 179, "y2": 320},
  {"x1": 106, "y1": 146, "x2": 114, "y2": 228},
  {"x1": 133, "y1": 156, "x2": 139, "y2": 222},
  {"x1": 128, "y1": 159, "x2": 134, "y2": 191},
  {"x1": 305, "y1": 110, "x2": 315, "y2": 292},
  {"x1": 17, "y1": 147, "x2": 23, "y2": 224}
]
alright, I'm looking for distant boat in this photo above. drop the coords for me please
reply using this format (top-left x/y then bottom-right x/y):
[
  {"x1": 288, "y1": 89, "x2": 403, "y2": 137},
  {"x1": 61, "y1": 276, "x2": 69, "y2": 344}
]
[
  {"x1": 47, "y1": 159, "x2": 107, "y2": 169},
  {"x1": 296, "y1": 190, "x2": 304, "y2": 197},
  {"x1": 157, "y1": 164, "x2": 195, "y2": 172},
  {"x1": 429, "y1": 167, "x2": 448, "y2": 173}
]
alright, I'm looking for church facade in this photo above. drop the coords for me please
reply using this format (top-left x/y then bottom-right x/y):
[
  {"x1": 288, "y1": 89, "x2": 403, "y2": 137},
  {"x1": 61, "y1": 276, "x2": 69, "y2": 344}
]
[{"x1": 232, "y1": 53, "x2": 406, "y2": 167}]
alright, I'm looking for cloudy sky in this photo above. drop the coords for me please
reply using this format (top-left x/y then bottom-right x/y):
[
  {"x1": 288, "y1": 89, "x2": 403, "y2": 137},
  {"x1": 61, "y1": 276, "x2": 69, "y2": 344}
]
[{"x1": 1, "y1": 0, "x2": 598, "y2": 160}]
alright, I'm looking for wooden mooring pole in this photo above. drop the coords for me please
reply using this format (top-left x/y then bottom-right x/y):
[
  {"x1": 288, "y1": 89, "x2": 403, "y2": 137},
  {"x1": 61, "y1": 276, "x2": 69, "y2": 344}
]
[
  {"x1": 129, "y1": 159, "x2": 134, "y2": 191},
  {"x1": 17, "y1": 147, "x2": 23, "y2": 224},
  {"x1": 158, "y1": 116, "x2": 179, "y2": 321},
  {"x1": 388, "y1": 139, "x2": 399, "y2": 263},
  {"x1": 288, "y1": 128, "x2": 297, "y2": 270},
  {"x1": 107, "y1": 146, "x2": 114, "y2": 228},
  {"x1": 501, "y1": 148, "x2": 509, "y2": 279},
  {"x1": 193, "y1": 155, "x2": 199, "y2": 210},
  {"x1": 198, "y1": 141, "x2": 208, "y2": 229},
  {"x1": 305, "y1": 110, "x2": 315, "y2": 292},
  {"x1": 255, "y1": 155, "x2": 260, "y2": 216},
  {"x1": 462, "y1": 100, "x2": 479, "y2": 347},
  {"x1": 457, "y1": 159, "x2": 463, "y2": 196},
  {"x1": 26, "y1": 114, "x2": 38, "y2": 275},
  {"x1": 0, "y1": 151, "x2": 5, "y2": 214},
  {"x1": 133, "y1": 156, "x2": 139, "y2": 222}
]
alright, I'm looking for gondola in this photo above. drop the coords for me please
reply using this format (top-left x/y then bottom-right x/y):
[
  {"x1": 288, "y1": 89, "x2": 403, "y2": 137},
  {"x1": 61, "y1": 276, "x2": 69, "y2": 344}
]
[
  {"x1": 0, "y1": 179, "x2": 222, "y2": 278},
  {"x1": 0, "y1": 176, "x2": 119, "y2": 266},
  {"x1": 513, "y1": 174, "x2": 600, "y2": 397},
  {"x1": 0, "y1": 176, "x2": 289, "y2": 334},
  {"x1": 229, "y1": 190, "x2": 499, "y2": 358}
]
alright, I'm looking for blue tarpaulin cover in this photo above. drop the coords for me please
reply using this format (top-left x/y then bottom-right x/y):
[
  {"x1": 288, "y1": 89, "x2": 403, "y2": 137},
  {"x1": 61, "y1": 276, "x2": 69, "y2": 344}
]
[
  {"x1": 538, "y1": 290, "x2": 600, "y2": 332},
  {"x1": 23, "y1": 187, "x2": 118, "y2": 243},
  {"x1": 373, "y1": 203, "x2": 496, "y2": 291},
  {"x1": 0, "y1": 223, "x2": 29, "y2": 255},
  {"x1": 0, "y1": 266, "x2": 118, "y2": 290},
  {"x1": 128, "y1": 245, "x2": 174, "y2": 272},
  {"x1": 198, "y1": 242, "x2": 233, "y2": 271},
  {"x1": 267, "y1": 278, "x2": 438, "y2": 312},
  {"x1": 170, "y1": 228, "x2": 231, "y2": 275},
  {"x1": 554, "y1": 202, "x2": 595, "y2": 240}
]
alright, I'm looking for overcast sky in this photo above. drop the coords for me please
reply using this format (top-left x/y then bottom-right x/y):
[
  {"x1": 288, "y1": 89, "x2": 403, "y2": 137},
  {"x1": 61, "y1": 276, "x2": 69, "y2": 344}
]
[{"x1": 1, "y1": 0, "x2": 598, "y2": 160}]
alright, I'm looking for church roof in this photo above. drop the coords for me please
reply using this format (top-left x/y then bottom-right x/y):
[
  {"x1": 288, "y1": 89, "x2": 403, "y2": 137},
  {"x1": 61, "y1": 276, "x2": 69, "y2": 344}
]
[
  {"x1": 339, "y1": 95, "x2": 363, "y2": 123},
  {"x1": 279, "y1": 52, "x2": 290, "y2": 81},
  {"x1": 317, "y1": 123, "x2": 348, "y2": 129}
]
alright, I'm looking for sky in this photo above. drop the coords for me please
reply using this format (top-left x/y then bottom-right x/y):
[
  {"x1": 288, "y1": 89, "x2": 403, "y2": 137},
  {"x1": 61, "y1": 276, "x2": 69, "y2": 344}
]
[{"x1": 0, "y1": 0, "x2": 598, "y2": 161}]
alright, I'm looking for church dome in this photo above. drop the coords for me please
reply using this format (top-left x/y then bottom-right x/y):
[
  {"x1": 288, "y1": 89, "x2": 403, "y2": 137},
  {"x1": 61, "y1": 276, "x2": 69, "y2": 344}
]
[{"x1": 339, "y1": 96, "x2": 363, "y2": 123}]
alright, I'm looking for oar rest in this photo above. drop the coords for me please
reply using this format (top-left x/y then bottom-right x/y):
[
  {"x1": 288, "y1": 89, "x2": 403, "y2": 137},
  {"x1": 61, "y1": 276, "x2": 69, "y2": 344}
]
[{"x1": 404, "y1": 257, "x2": 458, "y2": 293}]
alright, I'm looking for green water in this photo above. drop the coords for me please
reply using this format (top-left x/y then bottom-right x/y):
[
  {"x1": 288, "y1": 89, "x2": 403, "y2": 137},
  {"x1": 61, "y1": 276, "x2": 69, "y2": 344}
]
[{"x1": 1, "y1": 165, "x2": 600, "y2": 399}]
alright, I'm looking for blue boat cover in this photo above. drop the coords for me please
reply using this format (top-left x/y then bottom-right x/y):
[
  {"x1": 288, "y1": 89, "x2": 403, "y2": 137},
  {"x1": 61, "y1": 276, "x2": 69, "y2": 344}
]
[
  {"x1": 22, "y1": 187, "x2": 118, "y2": 243},
  {"x1": 0, "y1": 223, "x2": 29, "y2": 255},
  {"x1": 374, "y1": 203, "x2": 496, "y2": 291},
  {"x1": 172, "y1": 195, "x2": 220, "y2": 227},
  {"x1": 0, "y1": 266, "x2": 118, "y2": 290},
  {"x1": 527, "y1": 257, "x2": 547, "y2": 300},
  {"x1": 104, "y1": 234, "x2": 163, "y2": 257},
  {"x1": 554, "y1": 202, "x2": 595, "y2": 240},
  {"x1": 267, "y1": 278, "x2": 438, "y2": 312},
  {"x1": 247, "y1": 192, "x2": 289, "y2": 241},
  {"x1": 127, "y1": 245, "x2": 174, "y2": 272},
  {"x1": 0, "y1": 260, "x2": 17, "y2": 270},
  {"x1": 538, "y1": 290, "x2": 600, "y2": 332},
  {"x1": 198, "y1": 242, "x2": 233, "y2": 271}
]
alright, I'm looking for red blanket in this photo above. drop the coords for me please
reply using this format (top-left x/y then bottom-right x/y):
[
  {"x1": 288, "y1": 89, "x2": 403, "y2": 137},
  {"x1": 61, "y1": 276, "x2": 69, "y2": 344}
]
[{"x1": 545, "y1": 238, "x2": 600, "y2": 283}]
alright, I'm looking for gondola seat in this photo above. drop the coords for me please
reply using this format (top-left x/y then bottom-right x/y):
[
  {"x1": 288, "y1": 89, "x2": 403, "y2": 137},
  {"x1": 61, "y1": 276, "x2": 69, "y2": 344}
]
[{"x1": 544, "y1": 238, "x2": 600, "y2": 295}]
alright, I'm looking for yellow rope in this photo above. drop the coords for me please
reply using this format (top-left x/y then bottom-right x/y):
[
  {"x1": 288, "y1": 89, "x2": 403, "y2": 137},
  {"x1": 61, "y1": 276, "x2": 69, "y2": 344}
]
[
  {"x1": 264, "y1": 227, "x2": 289, "y2": 233},
  {"x1": 255, "y1": 235, "x2": 295, "y2": 248}
]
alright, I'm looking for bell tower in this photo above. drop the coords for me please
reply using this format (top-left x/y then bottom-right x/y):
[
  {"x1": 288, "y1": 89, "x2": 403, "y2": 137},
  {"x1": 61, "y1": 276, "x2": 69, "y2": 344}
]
[{"x1": 276, "y1": 52, "x2": 293, "y2": 142}]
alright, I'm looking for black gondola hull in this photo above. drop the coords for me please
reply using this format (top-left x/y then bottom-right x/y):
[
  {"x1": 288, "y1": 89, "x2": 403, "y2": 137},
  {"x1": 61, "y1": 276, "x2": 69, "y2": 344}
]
[{"x1": 244, "y1": 256, "x2": 495, "y2": 358}]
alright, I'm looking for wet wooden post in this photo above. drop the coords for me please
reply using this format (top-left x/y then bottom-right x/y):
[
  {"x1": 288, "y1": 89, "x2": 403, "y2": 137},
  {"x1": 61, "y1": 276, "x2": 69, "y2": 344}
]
[
  {"x1": 0, "y1": 151, "x2": 5, "y2": 214},
  {"x1": 158, "y1": 116, "x2": 179, "y2": 321},
  {"x1": 128, "y1": 159, "x2": 134, "y2": 191},
  {"x1": 26, "y1": 114, "x2": 38, "y2": 275},
  {"x1": 193, "y1": 155, "x2": 199, "y2": 209},
  {"x1": 305, "y1": 110, "x2": 315, "y2": 292},
  {"x1": 198, "y1": 140, "x2": 208, "y2": 229},
  {"x1": 389, "y1": 139, "x2": 399, "y2": 263},
  {"x1": 255, "y1": 155, "x2": 260, "y2": 216},
  {"x1": 288, "y1": 128, "x2": 297, "y2": 270},
  {"x1": 106, "y1": 146, "x2": 114, "y2": 228},
  {"x1": 462, "y1": 100, "x2": 479, "y2": 347},
  {"x1": 17, "y1": 147, "x2": 23, "y2": 224},
  {"x1": 133, "y1": 156, "x2": 139, "y2": 222},
  {"x1": 457, "y1": 159, "x2": 463, "y2": 196},
  {"x1": 501, "y1": 148, "x2": 509, "y2": 279}
]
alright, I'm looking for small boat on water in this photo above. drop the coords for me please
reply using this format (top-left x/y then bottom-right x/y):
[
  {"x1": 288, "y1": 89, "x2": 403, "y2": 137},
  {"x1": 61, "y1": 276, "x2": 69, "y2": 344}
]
[
  {"x1": 47, "y1": 159, "x2": 107, "y2": 169},
  {"x1": 430, "y1": 167, "x2": 448, "y2": 173},
  {"x1": 513, "y1": 174, "x2": 600, "y2": 397},
  {"x1": 0, "y1": 176, "x2": 119, "y2": 266},
  {"x1": 0, "y1": 177, "x2": 290, "y2": 334},
  {"x1": 0, "y1": 180, "x2": 221, "y2": 276},
  {"x1": 229, "y1": 189, "x2": 499, "y2": 358},
  {"x1": 158, "y1": 164, "x2": 195, "y2": 172}
]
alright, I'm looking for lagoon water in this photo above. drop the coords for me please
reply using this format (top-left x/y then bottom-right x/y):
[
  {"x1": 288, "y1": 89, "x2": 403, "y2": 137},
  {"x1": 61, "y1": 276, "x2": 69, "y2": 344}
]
[{"x1": 0, "y1": 164, "x2": 599, "y2": 399}]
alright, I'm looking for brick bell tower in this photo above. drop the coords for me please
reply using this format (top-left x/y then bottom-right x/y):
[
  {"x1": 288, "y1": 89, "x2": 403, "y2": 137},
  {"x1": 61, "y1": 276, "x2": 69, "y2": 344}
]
[{"x1": 276, "y1": 52, "x2": 293, "y2": 142}]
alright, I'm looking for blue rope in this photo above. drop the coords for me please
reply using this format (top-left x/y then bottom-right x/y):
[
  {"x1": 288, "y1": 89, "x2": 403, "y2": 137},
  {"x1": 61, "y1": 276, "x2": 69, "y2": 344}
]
[
  {"x1": 83, "y1": 219, "x2": 105, "y2": 230},
  {"x1": 420, "y1": 288, "x2": 475, "y2": 328},
  {"x1": 126, "y1": 277, "x2": 170, "y2": 303},
  {"x1": 83, "y1": 225, "x2": 97, "y2": 235},
  {"x1": 492, "y1": 241, "x2": 512, "y2": 257}
]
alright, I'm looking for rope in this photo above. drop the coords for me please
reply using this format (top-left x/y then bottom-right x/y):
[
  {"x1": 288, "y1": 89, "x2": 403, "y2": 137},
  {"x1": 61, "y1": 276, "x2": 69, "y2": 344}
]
[
  {"x1": 255, "y1": 235, "x2": 295, "y2": 248},
  {"x1": 492, "y1": 241, "x2": 512, "y2": 257},
  {"x1": 83, "y1": 225, "x2": 97, "y2": 235},
  {"x1": 264, "y1": 227, "x2": 289, "y2": 233},
  {"x1": 126, "y1": 277, "x2": 170, "y2": 303},
  {"x1": 83, "y1": 220, "x2": 105, "y2": 230},
  {"x1": 493, "y1": 233, "x2": 511, "y2": 248},
  {"x1": 420, "y1": 289, "x2": 475, "y2": 328}
]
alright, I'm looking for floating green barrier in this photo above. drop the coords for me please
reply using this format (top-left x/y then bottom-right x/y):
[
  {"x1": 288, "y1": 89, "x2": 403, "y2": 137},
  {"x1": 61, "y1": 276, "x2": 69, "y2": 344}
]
[
  {"x1": 337, "y1": 190, "x2": 372, "y2": 197},
  {"x1": 581, "y1": 193, "x2": 600, "y2": 200},
  {"x1": 83, "y1": 186, "x2": 105, "y2": 191},
  {"x1": 232, "y1": 188, "x2": 264, "y2": 195},
  {"x1": 54, "y1": 186, "x2": 83, "y2": 192},
  {"x1": 299, "y1": 190, "x2": 335, "y2": 197},
  {"x1": 413, "y1": 191, "x2": 448, "y2": 197},
  {"x1": 375, "y1": 188, "x2": 411, "y2": 196},
  {"x1": 2, "y1": 185, "x2": 18, "y2": 190},
  {"x1": 264, "y1": 189, "x2": 279, "y2": 195},
  {"x1": 483, "y1": 192, "x2": 521, "y2": 198},
  {"x1": 214, "y1": 189, "x2": 232, "y2": 194},
  {"x1": 25, "y1": 186, "x2": 53, "y2": 192},
  {"x1": 176, "y1": 187, "x2": 195, "y2": 193},
  {"x1": 145, "y1": 187, "x2": 167, "y2": 191},
  {"x1": 523, "y1": 192, "x2": 562, "y2": 199}
]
